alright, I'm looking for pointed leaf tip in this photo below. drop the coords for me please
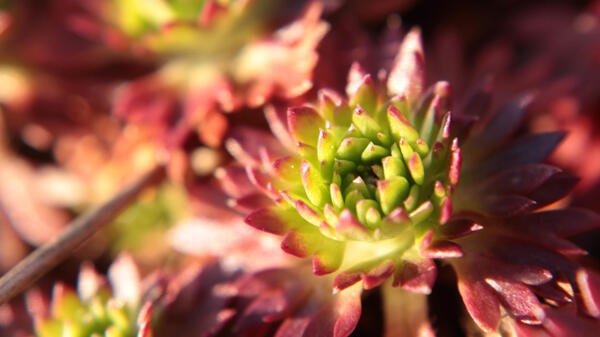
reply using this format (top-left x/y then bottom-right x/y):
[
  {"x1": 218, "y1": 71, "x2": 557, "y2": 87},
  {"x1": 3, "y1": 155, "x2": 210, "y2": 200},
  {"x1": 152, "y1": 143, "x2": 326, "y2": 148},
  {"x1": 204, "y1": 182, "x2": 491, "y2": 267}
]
[
  {"x1": 245, "y1": 208, "x2": 288, "y2": 235},
  {"x1": 387, "y1": 28, "x2": 425, "y2": 102},
  {"x1": 456, "y1": 272, "x2": 501, "y2": 332},
  {"x1": 303, "y1": 284, "x2": 361, "y2": 337},
  {"x1": 281, "y1": 230, "x2": 310, "y2": 257},
  {"x1": 287, "y1": 106, "x2": 324, "y2": 146},
  {"x1": 336, "y1": 209, "x2": 370, "y2": 240},
  {"x1": 387, "y1": 105, "x2": 419, "y2": 144},
  {"x1": 422, "y1": 240, "x2": 463, "y2": 259},
  {"x1": 346, "y1": 62, "x2": 368, "y2": 97},
  {"x1": 349, "y1": 75, "x2": 377, "y2": 112},
  {"x1": 313, "y1": 247, "x2": 344, "y2": 275}
]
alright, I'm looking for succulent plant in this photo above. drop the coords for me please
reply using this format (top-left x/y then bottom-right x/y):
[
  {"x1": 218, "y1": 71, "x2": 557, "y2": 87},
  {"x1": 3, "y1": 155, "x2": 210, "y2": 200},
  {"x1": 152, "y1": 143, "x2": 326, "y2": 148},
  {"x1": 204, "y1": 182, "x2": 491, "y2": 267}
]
[
  {"x1": 225, "y1": 28, "x2": 460, "y2": 286},
  {"x1": 73, "y1": 0, "x2": 329, "y2": 148},
  {"x1": 104, "y1": 0, "x2": 274, "y2": 55},
  {"x1": 30, "y1": 254, "x2": 153, "y2": 337},
  {"x1": 221, "y1": 26, "x2": 600, "y2": 335}
]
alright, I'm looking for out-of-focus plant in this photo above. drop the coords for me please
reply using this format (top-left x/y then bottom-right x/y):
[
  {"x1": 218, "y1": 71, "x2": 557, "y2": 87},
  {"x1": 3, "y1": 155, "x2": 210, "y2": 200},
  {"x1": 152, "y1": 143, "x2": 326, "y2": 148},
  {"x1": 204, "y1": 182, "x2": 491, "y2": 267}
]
[
  {"x1": 67, "y1": 0, "x2": 328, "y2": 149},
  {"x1": 28, "y1": 254, "x2": 154, "y2": 337},
  {"x1": 108, "y1": 183, "x2": 189, "y2": 265}
]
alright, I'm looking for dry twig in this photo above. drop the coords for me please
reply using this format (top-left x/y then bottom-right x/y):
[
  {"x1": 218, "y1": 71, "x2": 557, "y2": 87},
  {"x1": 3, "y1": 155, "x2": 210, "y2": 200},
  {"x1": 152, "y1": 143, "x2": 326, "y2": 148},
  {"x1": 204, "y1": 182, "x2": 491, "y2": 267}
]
[{"x1": 0, "y1": 165, "x2": 166, "y2": 305}]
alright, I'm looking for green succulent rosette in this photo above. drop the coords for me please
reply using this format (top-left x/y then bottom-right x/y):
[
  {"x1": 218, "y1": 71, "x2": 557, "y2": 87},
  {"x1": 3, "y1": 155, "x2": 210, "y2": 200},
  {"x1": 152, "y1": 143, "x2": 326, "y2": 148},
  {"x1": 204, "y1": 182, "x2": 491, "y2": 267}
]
[
  {"x1": 32, "y1": 255, "x2": 153, "y2": 337},
  {"x1": 224, "y1": 29, "x2": 463, "y2": 292},
  {"x1": 104, "y1": 0, "x2": 275, "y2": 55}
]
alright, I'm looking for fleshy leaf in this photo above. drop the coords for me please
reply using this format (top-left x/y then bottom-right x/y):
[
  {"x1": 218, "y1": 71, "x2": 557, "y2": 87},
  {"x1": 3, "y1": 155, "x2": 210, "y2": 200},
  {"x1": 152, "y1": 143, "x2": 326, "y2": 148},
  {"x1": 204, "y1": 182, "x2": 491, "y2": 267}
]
[
  {"x1": 303, "y1": 284, "x2": 362, "y2": 337},
  {"x1": 387, "y1": 105, "x2": 419, "y2": 144},
  {"x1": 245, "y1": 208, "x2": 289, "y2": 235},
  {"x1": 485, "y1": 277, "x2": 545, "y2": 324},
  {"x1": 376, "y1": 177, "x2": 410, "y2": 214},
  {"x1": 473, "y1": 132, "x2": 566, "y2": 179},
  {"x1": 470, "y1": 93, "x2": 534, "y2": 153},
  {"x1": 394, "y1": 258, "x2": 437, "y2": 294},
  {"x1": 456, "y1": 267, "x2": 501, "y2": 332},
  {"x1": 288, "y1": 107, "x2": 325, "y2": 146},
  {"x1": 387, "y1": 28, "x2": 425, "y2": 104}
]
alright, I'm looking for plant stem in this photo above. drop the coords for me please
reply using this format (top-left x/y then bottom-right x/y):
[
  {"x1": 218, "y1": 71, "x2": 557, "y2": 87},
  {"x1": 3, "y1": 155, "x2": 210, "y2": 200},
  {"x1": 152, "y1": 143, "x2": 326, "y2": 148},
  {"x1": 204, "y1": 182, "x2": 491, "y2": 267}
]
[{"x1": 0, "y1": 165, "x2": 166, "y2": 305}]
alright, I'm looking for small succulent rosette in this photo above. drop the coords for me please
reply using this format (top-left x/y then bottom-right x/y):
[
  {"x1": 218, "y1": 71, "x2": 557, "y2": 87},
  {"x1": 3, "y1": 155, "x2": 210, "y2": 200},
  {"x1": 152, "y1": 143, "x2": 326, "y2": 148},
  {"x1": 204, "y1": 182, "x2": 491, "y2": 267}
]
[
  {"x1": 28, "y1": 254, "x2": 155, "y2": 337},
  {"x1": 219, "y1": 26, "x2": 600, "y2": 335},
  {"x1": 68, "y1": 0, "x2": 328, "y2": 148},
  {"x1": 222, "y1": 27, "x2": 461, "y2": 287}
]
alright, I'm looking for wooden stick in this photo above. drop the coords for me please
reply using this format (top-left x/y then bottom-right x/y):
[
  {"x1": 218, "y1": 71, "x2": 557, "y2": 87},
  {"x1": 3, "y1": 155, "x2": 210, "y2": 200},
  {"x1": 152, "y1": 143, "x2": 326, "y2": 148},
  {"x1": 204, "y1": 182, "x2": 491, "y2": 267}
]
[{"x1": 0, "y1": 165, "x2": 165, "y2": 305}]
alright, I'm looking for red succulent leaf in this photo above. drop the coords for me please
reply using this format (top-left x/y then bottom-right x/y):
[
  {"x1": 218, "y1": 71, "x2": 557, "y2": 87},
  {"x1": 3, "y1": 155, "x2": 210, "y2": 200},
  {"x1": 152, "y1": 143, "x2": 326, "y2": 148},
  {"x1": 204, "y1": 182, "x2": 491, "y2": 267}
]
[
  {"x1": 333, "y1": 272, "x2": 363, "y2": 293},
  {"x1": 438, "y1": 218, "x2": 484, "y2": 240},
  {"x1": 456, "y1": 77, "x2": 493, "y2": 118},
  {"x1": 495, "y1": 209, "x2": 600, "y2": 255},
  {"x1": 479, "y1": 164, "x2": 561, "y2": 196},
  {"x1": 231, "y1": 193, "x2": 274, "y2": 213},
  {"x1": 162, "y1": 263, "x2": 233, "y2": 317},
  {"x1": 473, "y1": 255, "x2": 553, "y2": 286},
  {"x1": 302, "y1": 285, "x2": 362, "y2": 337},
  {"x1": 468, "y1": 132, "x2": 565, "y2": 179},
  {"x1": 489, "y1": 238, "x2": 579, "y2": 280},
  {"x1": 453, "y1": 250, "x2": 557, "y2": 331},
  {"x1": 333, "y1": 259, "x2": 397, "y2": 292},
  {"x1": 577, "y1": 269, "x2": 600, "y2": 318},
  {"x1": 77, "y1": 261, "x2": 106, "y2": 301},
  {"x1": 496, "y1": 263, "x2": 553, "y2": 287},
  {"x1": 345, "y1": 62, "x2": 369, "y2": 97},
  {"x1": 387, "y1": 28, "x2": 425, "y2": 104},
  {"x1": 113, "y1": 78, "x2": 177, "y2": 125},
  {"x1": 362, "y1": 260, "x2": 396, "y2": 289},
  {"x1": 421, "y1": 240, "x2": 464, "y2": 259},
  {"x1": 468, "y1": 93, "x2": 534, "y2": 156},
  {"x1": 485, "y1": 277, "x2": 546, "y2": 324},
  {"x1": 215, "y1": 166, "x2": 257, "y2": 199},
  {"x1": 541, "y1": 306, "x2": 600, "y2": 337},
  {"x1": 532, "y1": 283, "x2": 573, "y2": 306},
  {"x1": 448, "y1": 139, "x2": 462, "y2": 186},
  {"x1": 510, "y1": 305, "x2": 600, "y2": 337},
  {"x1": 481, "y1": 194, "x2": 537, "y2": 217},
  {"x1": 312, "y1": 247, "x2": 344, "y2": 276},
  {"x1": 456, "y1": 268, "x2": 501, "y2": 332},
  {"x1": 245, "y1": 208, "x2": 289, "y2": 235},
  {"x1": 393, "y1": 258, "x2": 437, "y2": 294},
  {"x1": 525, "y1": 171, "x2": 579, "y2": 208},
  {"x1": 246, "y1": 166, "x2": 279, "y2": 198},
  {"x1": 274, "y1": 294, "x2": 324, "y2": 337},
  {"x1": 234, "y1": 279, "x2": 312, "y2": 330},
  {"x1": 281, "y1": 230, "x2": 313, "y2": 257},
  {"x1": 227, "y1": 127, "x2": 288, "y2": 165},
  {"x1": 511, "y1": 208, "x2": 600, "y2": 237},
  {"x1": 265, "y1": 105, "x2": 295, "y2": 151}
]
